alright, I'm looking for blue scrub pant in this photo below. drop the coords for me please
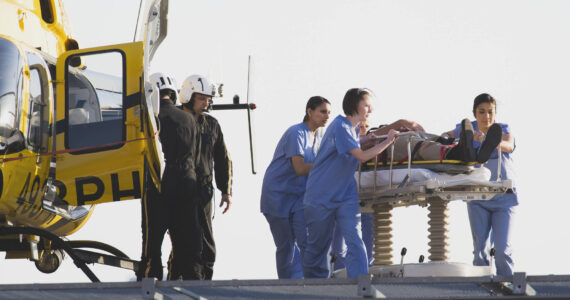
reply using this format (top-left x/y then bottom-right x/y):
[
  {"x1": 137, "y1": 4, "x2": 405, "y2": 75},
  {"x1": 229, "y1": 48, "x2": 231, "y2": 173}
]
[
  {"x1": 264, "y1": 210, "x2": 307, "y2": 279},
  {"x1": 303, "y1": 201, "x2": 368, "y2": 278},
  {"x1": 332, "y1": 212, "x2": 374, "y2": 270},
  {"x1": 467, "y1": 198, "x2": 516, "y2": 276}
]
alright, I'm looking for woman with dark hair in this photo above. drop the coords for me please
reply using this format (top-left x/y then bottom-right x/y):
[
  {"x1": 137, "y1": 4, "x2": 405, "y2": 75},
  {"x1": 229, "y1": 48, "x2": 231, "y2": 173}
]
[
  {"x1": 260, "y1": 96, "x2": 331, "y2": 278},
  {"x1": 302, "y1": 88, "x2": 398, "y2": 278},
  {"x1": 445, "y1": 93, "x2": 517, "y2": 276}
]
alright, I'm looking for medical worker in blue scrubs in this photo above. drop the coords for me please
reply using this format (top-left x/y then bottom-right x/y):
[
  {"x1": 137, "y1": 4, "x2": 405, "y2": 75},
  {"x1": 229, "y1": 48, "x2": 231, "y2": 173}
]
[
  {"x1": 261, "y1": 96, "x2": 331, "y2": 278},
  {"x1": 446, "y1": 93, "x2": 517, "y2": 276},
  {"x1": 302, "y1": 88, "x2": 398, "y2": 278},
  {"x1": 330, "y1": 119, "x2": 425, "y2": 271},
  {"x1": 331, "y1": 212, "x2": 374, "y2": 271}
]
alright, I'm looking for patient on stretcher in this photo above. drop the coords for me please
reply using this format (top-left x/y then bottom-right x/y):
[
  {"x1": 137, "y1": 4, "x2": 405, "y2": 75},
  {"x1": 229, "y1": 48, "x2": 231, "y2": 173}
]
[{"x1": 363, "y1": 119, "x2": 502, "y2": 166}]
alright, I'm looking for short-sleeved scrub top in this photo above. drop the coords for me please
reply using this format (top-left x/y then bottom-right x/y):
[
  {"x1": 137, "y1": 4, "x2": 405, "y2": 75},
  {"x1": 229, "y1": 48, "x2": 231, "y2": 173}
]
[
  {"x1": 453, "y1": 121, "x2": 517, "y2": 205},
  {"x1": 261, "y1": 122, "x2": 319, "y2": 217},
  {"x1": 304, "y1": 115, "x2": 361, "y2": 208}
]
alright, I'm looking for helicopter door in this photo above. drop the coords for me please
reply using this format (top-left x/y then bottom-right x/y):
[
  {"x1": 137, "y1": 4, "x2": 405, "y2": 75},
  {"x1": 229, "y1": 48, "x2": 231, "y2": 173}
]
[{"x1": 54, "y1": 42, "x2": 148, "y2": 206}]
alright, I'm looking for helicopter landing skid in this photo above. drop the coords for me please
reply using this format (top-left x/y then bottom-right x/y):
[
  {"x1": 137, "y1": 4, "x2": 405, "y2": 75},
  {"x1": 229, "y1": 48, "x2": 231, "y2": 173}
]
[{"x1": 0, "y1": 227, "x2": 140, "y2": 282}]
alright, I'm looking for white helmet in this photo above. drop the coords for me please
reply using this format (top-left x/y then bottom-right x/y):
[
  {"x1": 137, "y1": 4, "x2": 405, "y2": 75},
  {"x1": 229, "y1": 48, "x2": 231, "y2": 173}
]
[
  {"x1": 150, "y1": 72, "x2": 178, "y2": 101},
  {"x1": 179, "y1": 75, "x2": 215, "y2": 104}
]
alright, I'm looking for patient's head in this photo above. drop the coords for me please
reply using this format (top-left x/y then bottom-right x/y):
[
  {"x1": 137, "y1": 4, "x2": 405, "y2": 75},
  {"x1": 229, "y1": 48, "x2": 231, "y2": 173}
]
[{"x1": 359, "y1": 120, "x2": 370, "y2": 135}]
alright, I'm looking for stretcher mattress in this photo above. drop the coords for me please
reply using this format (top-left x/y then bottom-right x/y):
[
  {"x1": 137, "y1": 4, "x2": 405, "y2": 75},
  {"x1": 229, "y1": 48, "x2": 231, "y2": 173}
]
[
  {"x1": 356, "y1": 166, "x2": 491, "y2": 189},
  {"x1": 361, "y1": 160, "x2": 474, "y2": 174}
]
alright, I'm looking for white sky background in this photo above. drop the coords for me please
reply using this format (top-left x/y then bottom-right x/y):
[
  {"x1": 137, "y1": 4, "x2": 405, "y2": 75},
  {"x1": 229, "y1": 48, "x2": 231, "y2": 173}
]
[{"x1": 2, "y1": 0, "x2": 570, "y2": 283}]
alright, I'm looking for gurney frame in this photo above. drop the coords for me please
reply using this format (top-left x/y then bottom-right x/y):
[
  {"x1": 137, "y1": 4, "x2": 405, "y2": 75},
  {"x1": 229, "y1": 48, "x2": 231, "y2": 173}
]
[{"x1": 357, "y1": 132, "x2": 512, "y2": 265}]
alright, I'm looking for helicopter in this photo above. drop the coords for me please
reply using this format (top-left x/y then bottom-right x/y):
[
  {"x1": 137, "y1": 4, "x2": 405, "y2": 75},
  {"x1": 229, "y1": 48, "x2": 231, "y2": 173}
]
[
  {"x1": 0, "y1": 0, "x2": 257, "y2": 282},
  {"x1": 0, "y1": 0, "x2": 172, "y2": 282}
]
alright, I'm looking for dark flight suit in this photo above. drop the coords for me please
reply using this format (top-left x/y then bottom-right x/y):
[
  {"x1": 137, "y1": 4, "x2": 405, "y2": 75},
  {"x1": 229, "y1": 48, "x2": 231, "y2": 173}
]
[
  {"x1": 169, "y1": 112, "x2": 232, "y2": 280},
  {"x1": 139, "y1": 98, "x2": 202, "y2": 280},
  {"x1": 195, "y1": 113, "x2": 232, "y2": 280}
]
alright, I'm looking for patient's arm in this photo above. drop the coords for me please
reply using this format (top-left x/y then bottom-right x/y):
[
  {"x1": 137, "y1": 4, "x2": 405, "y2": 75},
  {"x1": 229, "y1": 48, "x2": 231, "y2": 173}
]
[
  {"x1": 364, "y1": 119, "x2": 423, "y2": 150},
  {"x1": 371, "y1": 119, "x2": 425, "y2": 135},
  {"x1": 350, "y1": 129, "x2": 398, "y2": 163}
]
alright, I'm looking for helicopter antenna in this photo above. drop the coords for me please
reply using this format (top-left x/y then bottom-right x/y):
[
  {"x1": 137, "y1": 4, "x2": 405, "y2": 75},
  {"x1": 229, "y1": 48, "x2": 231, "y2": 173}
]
[
  {"x1": 246, "y1": 55, "x2": 257, "y2": 174},
  {"x1": 210, "y1": 56, "x2": 258, "y2": 174},
  {"x1": 133, "y1": 0, "x2": 144, "y2": 42}
]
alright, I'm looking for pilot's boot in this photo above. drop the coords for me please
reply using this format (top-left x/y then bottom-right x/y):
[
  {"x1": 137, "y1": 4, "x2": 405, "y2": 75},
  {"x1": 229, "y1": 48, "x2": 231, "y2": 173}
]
[
  {"x1": 445, "y1": 119, "x2": 476, "y2": 163},
  {"x1": 476, "y1": 123, "x2": 502, "y2": 163}
]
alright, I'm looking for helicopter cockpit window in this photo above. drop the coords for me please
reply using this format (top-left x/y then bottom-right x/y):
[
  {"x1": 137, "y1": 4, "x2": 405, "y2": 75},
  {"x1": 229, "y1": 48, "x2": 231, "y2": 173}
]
[
  {"x1": 27, "y1": 68, "x2": 48, "y2": 152},
  {"x1": 26, "y1": 51, "x2": 50, "y2": 153},
  {"x1": 66, "y1": 51, "x2": 124, "y2": 151},
  {"x1": 0, "y1": 37, "x2": 24, "y2": 154}
]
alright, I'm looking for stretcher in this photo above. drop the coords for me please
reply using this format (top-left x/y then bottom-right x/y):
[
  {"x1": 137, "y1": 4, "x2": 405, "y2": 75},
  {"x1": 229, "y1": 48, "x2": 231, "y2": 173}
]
[
  {"x1": 355, "y1": 132, "x2": 512, "y2": 266},
  {"x1": 356, "y1": 132, "x2": 512, "y2": 212}
]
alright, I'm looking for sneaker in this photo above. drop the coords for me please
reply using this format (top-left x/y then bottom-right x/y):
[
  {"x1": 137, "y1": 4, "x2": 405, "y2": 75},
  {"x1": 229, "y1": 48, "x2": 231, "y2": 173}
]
[
  {"x1": 476, "y1": 123, "x2": 502, "y2": 163},
  {"x1": 460, "y1": 119, "x2": 477, "y2": 162},
  {"x1": 443, "y1": 119, "x2": 476, "y2": 163}
]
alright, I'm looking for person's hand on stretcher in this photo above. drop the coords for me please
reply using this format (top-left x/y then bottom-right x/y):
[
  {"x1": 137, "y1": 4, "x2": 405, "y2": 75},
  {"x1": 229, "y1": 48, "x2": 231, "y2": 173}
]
[{"x1": 360, "y1": 119, "x2": 423, "y2": 149}]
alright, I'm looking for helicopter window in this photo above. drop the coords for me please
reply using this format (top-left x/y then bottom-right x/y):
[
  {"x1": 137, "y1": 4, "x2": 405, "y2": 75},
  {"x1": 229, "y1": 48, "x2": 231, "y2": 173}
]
[
  {"x1": 27, "y1": 67, "x2": 49, "y2": 152},
  {"x1": 0, "y1": 38, "x2": 22, "y2": 130},
  {"x1": 66, "y1": 51, "x2": 124, "y2": 152},
  {"x1": 27, "y1": 69, "x2": 42, "y2": 148},
  {"x1": 0, "y1": 38, "x2": 24, "y2": 154},
  {"x1": 39, "y1": 0, "x2": 55, "y2": 24}
]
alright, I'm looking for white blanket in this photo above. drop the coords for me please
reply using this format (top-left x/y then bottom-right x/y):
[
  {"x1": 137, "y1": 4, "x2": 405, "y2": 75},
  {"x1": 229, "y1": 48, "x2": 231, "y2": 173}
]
[{"x1": 356, "y1": 167, "x2": 492, "y2": 189}]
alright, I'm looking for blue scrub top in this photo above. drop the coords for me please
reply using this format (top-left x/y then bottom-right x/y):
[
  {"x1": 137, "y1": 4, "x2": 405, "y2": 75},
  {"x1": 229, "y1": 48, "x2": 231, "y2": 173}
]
[
  {"x1": 261, "y1": 122, "x2": 318, "y2": 217},
  {"x1": 453, "y1": 121, "x2": 518, "y2": 204},
  {"x1": 304, "y1": 115, "x2": 360, "y2": 209}
]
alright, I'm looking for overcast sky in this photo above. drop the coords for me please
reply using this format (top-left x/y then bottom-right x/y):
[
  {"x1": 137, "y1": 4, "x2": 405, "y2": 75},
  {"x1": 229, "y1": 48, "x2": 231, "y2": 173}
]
[{"x1": 2, "y1": 0, "x2": 570, "y2": 283}]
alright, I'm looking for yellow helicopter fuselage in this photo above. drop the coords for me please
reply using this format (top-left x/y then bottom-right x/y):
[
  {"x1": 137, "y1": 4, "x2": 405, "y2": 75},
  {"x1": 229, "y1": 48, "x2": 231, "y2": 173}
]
[
  {"x1": 1, "y1": 0, "x2": 90, "y2": 236},
  {"x1": 0, "y1": 0, "x2": 162, "y2": 239}
]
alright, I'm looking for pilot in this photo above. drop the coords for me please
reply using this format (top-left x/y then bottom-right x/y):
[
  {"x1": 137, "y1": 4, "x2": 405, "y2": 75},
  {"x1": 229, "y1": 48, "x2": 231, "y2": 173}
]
[
  {"x1": 138, "y1": 72, "x2": 203, "y2": 280},
  {"x1": 174, "y1": 74, "x2": 232, "y2": 280}
]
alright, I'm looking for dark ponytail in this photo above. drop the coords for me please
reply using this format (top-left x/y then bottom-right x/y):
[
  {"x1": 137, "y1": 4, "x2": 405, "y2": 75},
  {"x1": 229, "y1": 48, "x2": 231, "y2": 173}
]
[{"x1": 303, "y1": 96, "x2": 330, "y2": 122}]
